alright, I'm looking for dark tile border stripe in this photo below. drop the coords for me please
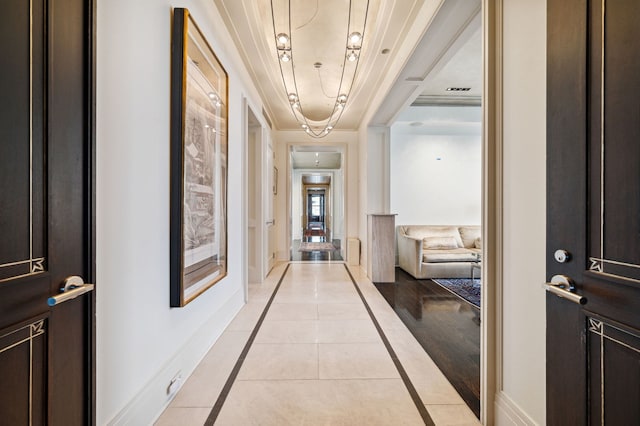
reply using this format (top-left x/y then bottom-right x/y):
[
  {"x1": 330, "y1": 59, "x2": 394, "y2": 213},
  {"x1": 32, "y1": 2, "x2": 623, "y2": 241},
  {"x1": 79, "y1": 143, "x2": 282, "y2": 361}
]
[
  {"x1": 204, "y1": 264, "x2": 291, "y2": 425},
  {"x1": 343, "y1": 264, "x2": 435, "y2": 426}
]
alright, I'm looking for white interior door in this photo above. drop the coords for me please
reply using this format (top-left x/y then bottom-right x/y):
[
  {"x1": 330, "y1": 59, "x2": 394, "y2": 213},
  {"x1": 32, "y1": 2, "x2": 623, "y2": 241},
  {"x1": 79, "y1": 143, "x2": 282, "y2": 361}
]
[
  {"x1": 264, "y1": 138, "x2": 276, "y2": 274},
  {"x1": 247, "y1": 118, "x2": 262, "y2": 283}
]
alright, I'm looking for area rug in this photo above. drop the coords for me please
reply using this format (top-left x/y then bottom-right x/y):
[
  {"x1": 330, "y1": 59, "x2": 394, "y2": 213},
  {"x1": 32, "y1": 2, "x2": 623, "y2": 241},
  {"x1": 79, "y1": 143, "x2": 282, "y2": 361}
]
[
  {"x1": 432, "y1": 278, "x2": 481, "y2": 308},
  {"x1": 298, "y1": 242, "x2": 336, "y2": 252}
]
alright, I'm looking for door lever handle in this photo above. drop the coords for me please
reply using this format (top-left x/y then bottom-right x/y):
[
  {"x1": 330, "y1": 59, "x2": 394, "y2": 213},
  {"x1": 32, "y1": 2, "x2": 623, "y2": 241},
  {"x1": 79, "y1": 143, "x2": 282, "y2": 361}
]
[
  {"x1": 47, "y1": 275, "x2": 95, "y2": 307},
  {"x1": 545, "y1": 274, "x2": 587, "y2": 305}
]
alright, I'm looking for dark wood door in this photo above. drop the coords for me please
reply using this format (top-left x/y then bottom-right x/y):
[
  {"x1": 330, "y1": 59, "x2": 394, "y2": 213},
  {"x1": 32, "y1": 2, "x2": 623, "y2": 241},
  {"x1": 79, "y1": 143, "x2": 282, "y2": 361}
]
[
  {"x1": 0, "y1": 0, "x2": 95, "y2": 424},
  {"x1": 547, "y1": 0, "x2": 640, "y2": 424}
]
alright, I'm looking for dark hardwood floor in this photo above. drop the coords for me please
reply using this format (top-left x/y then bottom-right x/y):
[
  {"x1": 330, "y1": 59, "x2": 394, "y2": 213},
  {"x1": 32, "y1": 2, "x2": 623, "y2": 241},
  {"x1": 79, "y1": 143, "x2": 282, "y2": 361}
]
[{"x1": 374, "y1": 267, "x2": 480, "y2": 418}]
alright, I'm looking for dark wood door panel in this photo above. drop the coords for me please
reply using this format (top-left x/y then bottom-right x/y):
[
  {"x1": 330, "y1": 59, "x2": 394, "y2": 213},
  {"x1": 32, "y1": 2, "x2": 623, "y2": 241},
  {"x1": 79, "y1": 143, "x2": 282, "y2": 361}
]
[
  {"x1": 0, "y1": 275, "x2": 49, "y2": 331},
  {"x1": 0, "y1": 0, "x2": 95, "y2": 423},
  {"x1": 48, "y1": 0, "x2": 90, "y2": 292},
  {"x1": 0, "y1": 316, "x2": 47, "y2": 425},
  {"x1": 49, "y1": 298, "x2": 91, "y2": 424},
  {"x1": 587, "y1": 316, "x2": 640, "y2": 425},
  {"x1": 588, "y1": 0, "x2": 640, "y2": 282},
  {"x1": 0, "y1": 0, "x2": 46, "y2": 282},
  {"x1": 548, "y1": 0, "x2": 640, "y2": 423}
]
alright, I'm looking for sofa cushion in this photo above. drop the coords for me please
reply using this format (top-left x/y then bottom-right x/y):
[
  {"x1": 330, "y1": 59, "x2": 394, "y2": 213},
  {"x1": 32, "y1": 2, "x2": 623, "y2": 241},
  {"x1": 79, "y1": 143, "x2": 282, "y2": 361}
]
[
  {"x1": 405, "y1": 226, "x2": 464, "y2": 248},
  {"x1": 459, "y1": 226, "x2": 481, "y2": 248},
  {"x1": 422, "y1": 248, "x2": 478, "y2": 263},
  {"x1": 423, "y1": 236, "x2": 459, "y2": 250},
  {"x1": 474, "y1": 237, "x2": 482, "y2": 249}
]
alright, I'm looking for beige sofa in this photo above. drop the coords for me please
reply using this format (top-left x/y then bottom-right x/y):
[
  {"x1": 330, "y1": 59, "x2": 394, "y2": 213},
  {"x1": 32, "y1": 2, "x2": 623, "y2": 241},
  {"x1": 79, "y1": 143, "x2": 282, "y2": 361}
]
[{"x1": 397, "y1": 225, "x2": 481, "y2": 279}]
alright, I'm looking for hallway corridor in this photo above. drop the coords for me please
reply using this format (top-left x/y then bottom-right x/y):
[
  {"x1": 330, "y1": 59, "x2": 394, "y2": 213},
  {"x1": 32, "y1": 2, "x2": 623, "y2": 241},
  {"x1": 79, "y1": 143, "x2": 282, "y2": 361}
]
[{"x1": 156, "y1": 263, "x2": 479, "y2": 425}]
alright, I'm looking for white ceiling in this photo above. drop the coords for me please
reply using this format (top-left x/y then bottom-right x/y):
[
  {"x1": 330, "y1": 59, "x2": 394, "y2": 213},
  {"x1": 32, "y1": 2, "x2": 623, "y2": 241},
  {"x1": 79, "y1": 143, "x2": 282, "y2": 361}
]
[
  {"x1": 290, "y1": 145, "x2": 342, "y2": 169},
  {"x1": 416, "y1": 22, "x2": 481, "y2": 105},
  {"x1": 214, "y1": 0, "x2": 482, "y2": 133},
  {"x1": 216, "y1": 0, "x2": 432, "y2": 130},
  {"x1": 370, "y1": 0, "x2": 481, "y2": 125},
  {"x1": 392, "y1": 105, "x2": 481, "y2": 135},
  {"x1": 292, "y1": 152, "x2": 342, "y2": 169}
]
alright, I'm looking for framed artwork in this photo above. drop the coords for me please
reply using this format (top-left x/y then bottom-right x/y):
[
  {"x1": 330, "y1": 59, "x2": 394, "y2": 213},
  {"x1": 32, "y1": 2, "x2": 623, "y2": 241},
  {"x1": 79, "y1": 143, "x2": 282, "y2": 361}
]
[{"x1": 170, "y1": 8, "x2": 228, "y2": 307}]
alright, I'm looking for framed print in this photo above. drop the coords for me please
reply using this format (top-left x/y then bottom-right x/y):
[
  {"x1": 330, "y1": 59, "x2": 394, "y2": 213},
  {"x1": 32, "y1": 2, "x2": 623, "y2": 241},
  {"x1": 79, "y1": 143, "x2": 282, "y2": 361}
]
[{"x1": 170, "y1": 8, "x2": 228, "y2": 307}]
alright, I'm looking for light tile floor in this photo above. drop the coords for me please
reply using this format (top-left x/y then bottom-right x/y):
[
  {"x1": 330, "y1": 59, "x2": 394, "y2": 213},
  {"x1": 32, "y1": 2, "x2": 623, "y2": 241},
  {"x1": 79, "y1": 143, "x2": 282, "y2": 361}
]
[{"x1": 156, "y1": 262, "x2": 480, "y2": 426}]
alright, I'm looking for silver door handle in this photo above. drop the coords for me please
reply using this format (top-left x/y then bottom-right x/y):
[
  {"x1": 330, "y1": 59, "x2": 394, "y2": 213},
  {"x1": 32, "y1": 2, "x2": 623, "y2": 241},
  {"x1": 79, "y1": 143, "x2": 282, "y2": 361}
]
[
  {"x1": 544, "y1": 274, "x2": 587, "y2": 305},
  {"x1": 47, "y1": 275, "x2": 95, "y2": 307}
]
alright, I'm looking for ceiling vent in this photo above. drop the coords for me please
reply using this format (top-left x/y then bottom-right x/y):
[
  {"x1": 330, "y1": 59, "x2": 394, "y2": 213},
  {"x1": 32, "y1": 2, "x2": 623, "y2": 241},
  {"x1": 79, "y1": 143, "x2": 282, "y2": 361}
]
[{"x1": 446, "y1": 87, "x2": 471, "y2": 91}]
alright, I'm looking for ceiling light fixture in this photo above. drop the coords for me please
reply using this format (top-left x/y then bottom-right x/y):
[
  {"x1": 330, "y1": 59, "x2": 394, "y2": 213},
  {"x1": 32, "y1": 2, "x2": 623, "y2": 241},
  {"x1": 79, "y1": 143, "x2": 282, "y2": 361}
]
[
  {"x1": 270, "y1": 0, "x2": 370, "y2": 138},
  {"x1": 276, "y1": 33, "x2": 289, "y2": 44},
  {"x1": 279, "y1": 51, "x2": 291, "y2": 62}
]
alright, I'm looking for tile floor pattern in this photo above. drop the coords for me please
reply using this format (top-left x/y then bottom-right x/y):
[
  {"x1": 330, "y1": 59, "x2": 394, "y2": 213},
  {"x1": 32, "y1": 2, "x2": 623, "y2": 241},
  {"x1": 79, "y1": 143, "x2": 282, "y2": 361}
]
[{"x1": 156, "y1": 262, "x2": 480, "y2": 425}]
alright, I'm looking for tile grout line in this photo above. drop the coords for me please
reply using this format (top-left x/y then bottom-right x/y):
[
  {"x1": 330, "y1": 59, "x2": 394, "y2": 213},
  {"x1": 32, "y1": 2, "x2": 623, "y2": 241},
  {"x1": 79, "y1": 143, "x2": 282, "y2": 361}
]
[
  {"x1": 204, "y1": 263, "x2": 291, "y2": 425},
  {"x1": 343, "y1": 264, "x2": 435, "y2": 426}
]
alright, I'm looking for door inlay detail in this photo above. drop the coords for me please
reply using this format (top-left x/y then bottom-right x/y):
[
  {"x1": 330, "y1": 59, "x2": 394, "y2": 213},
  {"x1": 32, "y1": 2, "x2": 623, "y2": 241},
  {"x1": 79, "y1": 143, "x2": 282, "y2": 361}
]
[
  {"x1": 588, "y1": 257, "x2": 640, "y2": 284},
  {"x1": 31, "y1": 258, "x2": 44, "y2": 273},
  {"x1": 589, "y1": 258, "x2": 603, "y2": 272},
  {"x1": 589, "y1": 318, "x2": 640, "y2": 354},
  {"x1": 0, "y1": 257, "x2": 47, "y2": 282},
  {"x1": 590, "y1": 257, "x2": 640, "y2": 271},
  {"x1": 30, "y1": 320, "x2": 44, "y2": 337},
  {"x1": 0, "y1": 319, "x2": 46, "y2": 354},
  {"x1": 589, "y1": 318, "x2": 603, "y2": 333}
]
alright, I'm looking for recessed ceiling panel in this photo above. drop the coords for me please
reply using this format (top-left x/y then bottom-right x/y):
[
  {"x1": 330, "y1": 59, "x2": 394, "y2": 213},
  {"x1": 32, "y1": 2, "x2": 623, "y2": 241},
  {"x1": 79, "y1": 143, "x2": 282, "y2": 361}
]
[{"x1": 214, "y1": 0, "x2": 431, "y2": 131}]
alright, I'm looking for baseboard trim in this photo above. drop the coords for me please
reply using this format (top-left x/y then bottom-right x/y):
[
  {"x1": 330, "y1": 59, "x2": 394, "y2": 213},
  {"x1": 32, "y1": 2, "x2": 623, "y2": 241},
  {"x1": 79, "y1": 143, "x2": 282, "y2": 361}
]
[
  {"x1": 494, "y1": 391, "x2": 538, "y2": 426},
  {"x1": 107, "y1": 289, "x2": 244, "y2": 426}
]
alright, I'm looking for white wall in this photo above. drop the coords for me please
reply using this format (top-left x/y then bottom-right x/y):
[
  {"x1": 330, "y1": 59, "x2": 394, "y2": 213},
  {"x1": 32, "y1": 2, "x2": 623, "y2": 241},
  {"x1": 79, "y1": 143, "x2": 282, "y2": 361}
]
[
  {"x1": 356, "y1": 126, "x2": 390, "y2": 269},
  {"x1": 390, "y1": 106, "x2": 482, "y2": 226},
  {"x1": 497, "y1": 0, "x2": 547, "y2": 423},
  {"x1": 97, "y1": 1, "x2": 263, "y2": 423}
]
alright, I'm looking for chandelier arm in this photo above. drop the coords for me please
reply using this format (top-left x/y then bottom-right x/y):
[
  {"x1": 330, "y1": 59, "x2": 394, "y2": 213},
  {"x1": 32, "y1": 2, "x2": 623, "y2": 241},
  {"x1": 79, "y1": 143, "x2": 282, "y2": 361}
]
[
  {"x1": 271, "y1": 0, "x2": 369, "y2": 138},
  {"x1": 324, "y1": 0, "x2": 355, "y2": 133},
  {"x1": 271, "y1": 0, "x2": 298, "y2": 122},
  {"x1": 271, "y1": 0, "x2": 310, "y2": 129},
  {"x1": 330, "y1": 0, "x2": 370, "y2": 130}
]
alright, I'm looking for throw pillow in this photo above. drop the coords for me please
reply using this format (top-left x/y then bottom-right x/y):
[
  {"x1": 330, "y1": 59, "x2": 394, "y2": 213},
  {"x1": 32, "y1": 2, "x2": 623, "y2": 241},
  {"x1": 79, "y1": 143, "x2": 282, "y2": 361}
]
[
  {"x1": 459, "y1": 226, "x2": 481, "y2": 247},
  {"x1": 406, "y1": 226, "x2": 464, "y2": 248},
  {"x1": 423, "y1": 236, "x2": 459, "y2": 250},
  {"x1": 474, "y1": 237, "x2": 482, "y2": 249}
]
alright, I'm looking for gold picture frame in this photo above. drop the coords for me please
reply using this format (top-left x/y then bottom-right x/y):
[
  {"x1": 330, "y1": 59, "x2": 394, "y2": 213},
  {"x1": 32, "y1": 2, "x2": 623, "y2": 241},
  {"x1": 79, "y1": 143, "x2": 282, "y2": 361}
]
[{"x1": 170, "y1": 8, "x2": 228, "y2": 307}]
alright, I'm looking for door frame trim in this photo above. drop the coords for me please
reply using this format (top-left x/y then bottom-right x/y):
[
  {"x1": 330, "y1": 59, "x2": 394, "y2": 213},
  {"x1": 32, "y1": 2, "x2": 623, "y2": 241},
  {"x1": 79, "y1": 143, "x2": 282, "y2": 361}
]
[
  {"x1": 285, "y1": 141, "x2": 348, "y2": 259},
  {"x1": 481, "y1": 0, "x2": 502, "y2": 424},
  {"x1": 87, "y1": 0, "x2": 97, "y2": 423}
]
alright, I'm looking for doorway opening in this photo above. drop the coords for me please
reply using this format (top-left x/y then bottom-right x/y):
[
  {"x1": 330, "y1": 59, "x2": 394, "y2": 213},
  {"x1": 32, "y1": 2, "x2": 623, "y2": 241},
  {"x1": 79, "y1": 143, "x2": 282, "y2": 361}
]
[
  {"x1": 367, "y1": 1, "x2": 484, "y2": 419},
  {"x1": 246, "y1": 105, "x2": 275, "y2": 284},
  {"x1": 289, "y1": 145, "x2": 344, "y2": 261},
  {"x1": 303, "y1": 179, "x2": 330, "y2": 242}
]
